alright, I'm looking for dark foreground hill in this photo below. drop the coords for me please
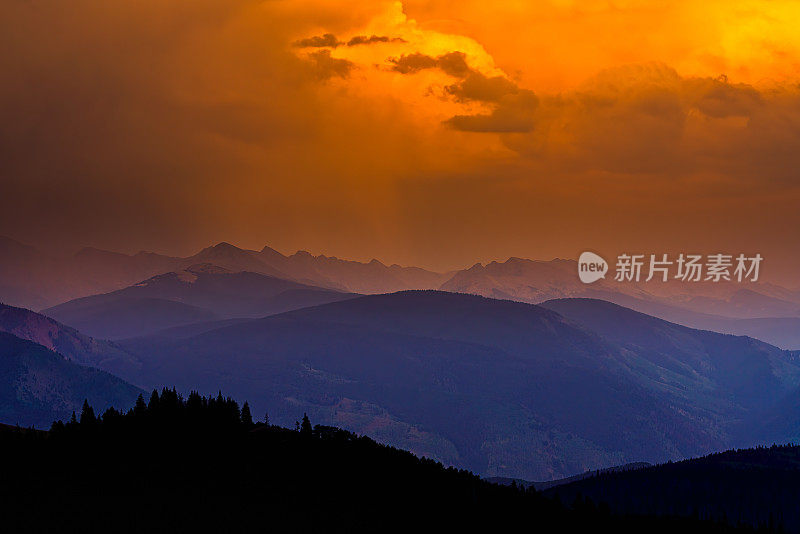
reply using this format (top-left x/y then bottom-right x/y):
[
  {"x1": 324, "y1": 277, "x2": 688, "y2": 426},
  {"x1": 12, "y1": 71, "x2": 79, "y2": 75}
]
[
  {"x1": 546, "y1": 444, "x2": 800, "y2": 532},
  {"x1": 0, "y1": 390, "x2": 751, "y2": 534}
]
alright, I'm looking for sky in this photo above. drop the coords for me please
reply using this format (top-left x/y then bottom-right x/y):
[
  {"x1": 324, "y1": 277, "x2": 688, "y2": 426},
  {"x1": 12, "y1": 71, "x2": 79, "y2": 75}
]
[{"x1": 1, "y1": 0, "x2": 799, "y2": 282}]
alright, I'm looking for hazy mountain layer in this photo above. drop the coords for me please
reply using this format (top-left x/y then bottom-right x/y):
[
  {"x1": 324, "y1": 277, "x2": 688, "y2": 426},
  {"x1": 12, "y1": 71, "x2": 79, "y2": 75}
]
[
  {"x1": 3, "y1": 235, "x2": 798, "y2": 348},
  {"x1": 113, "y1": 291, "x2": 800, "y2": 480},
  {"x1": 0, "y1": 302, "x2": 139, "y2": 372},
  {"x1": 0, "y1": 237, "x2": 448, "y2": 309},
  {"x1": 0, "y1": 331, "x2": 142, "y2": 428},
  {"x1": 43, "y1": 264, "x2": 357, "y2": 339}
]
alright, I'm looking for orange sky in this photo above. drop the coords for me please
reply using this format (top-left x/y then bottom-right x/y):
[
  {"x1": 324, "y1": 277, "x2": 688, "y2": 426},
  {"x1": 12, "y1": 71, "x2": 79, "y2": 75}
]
[{"x1": 1, "y1": 0, "x2": 799, "y2": 282}]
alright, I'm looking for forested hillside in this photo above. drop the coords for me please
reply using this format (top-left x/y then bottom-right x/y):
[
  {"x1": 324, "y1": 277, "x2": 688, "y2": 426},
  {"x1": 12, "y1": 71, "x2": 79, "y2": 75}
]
[
  {"x1": 0, "y1": 390, "x2": 751, "y2": 533},
  {"x1": 547, "y1": 445, "x2": 800, "y2": 531}
]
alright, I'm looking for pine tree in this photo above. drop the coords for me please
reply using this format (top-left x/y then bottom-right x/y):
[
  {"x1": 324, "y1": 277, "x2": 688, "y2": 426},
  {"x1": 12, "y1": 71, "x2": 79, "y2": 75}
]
[
  {"x1": 148, "y1": 390, "x2": 160, "y2": 411},
  {"x1": 50, "y1": 420, "x2": 65, "y2": 432},
  {"x1": 80, "y1": 400, "x2": 96, "y2": 425},
  {"x1": 241, "y1": 402, "x2": 253, "y2": 427},
  {"x1": 102, "y1": 407, "x2": 122, "y2": 425},
  {"x1": 134, "y1": 394, "x2": 147, "y2": 416},
  {"x1": 300, "y1": 413, "x2": 312, "y2": 435}
]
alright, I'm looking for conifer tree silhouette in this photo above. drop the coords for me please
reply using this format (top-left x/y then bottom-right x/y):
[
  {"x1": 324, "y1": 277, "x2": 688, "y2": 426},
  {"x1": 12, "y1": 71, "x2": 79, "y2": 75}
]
[
  {"x1": 300, "y1": 413, "x2": 312, "y2": 435},
  {"x1": 148, "y1": 390, "x2": 160, "y2": 411},
  {"x1": 80, "y1": 400, "x2": 96, "y2": 425},
  {"x1": 241, "y1": 402, "x2": 253, "y2": 427},
  {"x1": 133, "y1": 394, "x2": 147, "y2": 416},
  {"x1": 19, "y1": 392, "x2": 779, "y2": 533}
]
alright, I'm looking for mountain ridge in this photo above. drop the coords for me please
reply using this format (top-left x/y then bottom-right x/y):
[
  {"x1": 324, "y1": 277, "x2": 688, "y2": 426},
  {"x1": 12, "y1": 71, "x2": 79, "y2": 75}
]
[
  {"x1": 3, "y1": 235, "x2": 799, "y2": 348},
  {"x1": 112, "y1": 290, "x2": 800, "y2": 480},
  {"x1": 42, "y1": 267, "x2": 359, "y2": 339},
  {"x1": 0, "y1": 330, "x2": 142, "y2": 428}
]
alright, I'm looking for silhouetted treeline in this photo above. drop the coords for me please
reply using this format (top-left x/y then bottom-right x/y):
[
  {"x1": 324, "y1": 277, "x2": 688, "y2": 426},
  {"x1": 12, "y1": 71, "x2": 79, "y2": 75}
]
[
  {"x1": 548, "y1": 444, "x2": 800, "y2": 532},
  {"x1": 0, "y1": 389, "x2": 765, "y2": 533}
]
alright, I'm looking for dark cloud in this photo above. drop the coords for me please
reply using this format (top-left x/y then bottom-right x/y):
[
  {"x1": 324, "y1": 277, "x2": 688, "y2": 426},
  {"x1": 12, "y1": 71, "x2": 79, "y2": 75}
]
[
  {"x1": 389, "y1": 51, "x2": 470, "y2": 77},
  {"x1": 445, "y1": 91, "x2": 538, "y2": 132},
  {"x1": 435, "y1": 52, "x2": 471, "y2": 77},
  {"x1": 445, "y1": 111, "x2": 531, "y2": 133},
  {"x1": 683, "y1": 76, "x2": 763, "y2": 118},
  {"x1": 496, "y1": 63, "x2": 800, "y2": 179},
  {"x1": 445, "y1": 71, "x2": 520, "y2": 102},
  {"x1": 307, "y1": 49, "x2": 355, "y2": 79},
  {"x1": 346, "y1": 35, "x2": 406, "y2": 46},
  {"x1": 389, "y1": 52, "x2": 440, "y2": 74},
  {"x1": 388, "y1": 50, "x2": 537, "y2": 132},
  {"x1": 294, "y1": 33, "x2": 340, "y2": 48},
  {"x1": 295, "y1": 33, "x2": 405, "y2": 48}
]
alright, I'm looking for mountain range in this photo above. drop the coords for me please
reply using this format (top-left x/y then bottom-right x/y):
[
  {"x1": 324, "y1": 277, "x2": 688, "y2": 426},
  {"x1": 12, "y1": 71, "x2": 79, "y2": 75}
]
[
  {"x1": 442, "y1": 257, "x2": 800, "y2": 349},
  {"x1": 34, "y1": 291, "x2": 795, "y2": 480},
  {"x1": 4, "y1": 286, "x2": 800, "y2": 479},
  {"x1": 4, "y1": 236, "x2": 798, "y2": 349},
  {"x1": 3, "y1": 235, "x2": 800, "y2": 480},
  {"x1": 43, "y1": 264, "x2": 357, "y2": 339},
  {"x1": 0, "y1": 237, "x2": 448, "y2": 310}
]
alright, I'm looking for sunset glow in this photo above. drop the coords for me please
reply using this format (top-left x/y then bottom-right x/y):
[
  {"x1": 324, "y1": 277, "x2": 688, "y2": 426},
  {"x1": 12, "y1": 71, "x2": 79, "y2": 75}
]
[
  {"x1": 1, "y1": 0, "x2": 799, "y2": 280},
  {"x1": 6, "y1": 4, "x2": 800, "y2": 525}
]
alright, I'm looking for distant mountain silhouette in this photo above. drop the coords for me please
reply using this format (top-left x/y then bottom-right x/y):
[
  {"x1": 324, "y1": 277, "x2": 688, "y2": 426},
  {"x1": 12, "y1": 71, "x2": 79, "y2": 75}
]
[
  {"x1": 113, "y1": 291, "x2": 800, "y2": 480},
  {"x1": 0, "y1": 236, "x2": 182, "y2": 309},
  {"x1": 257, "y1": 247, "x2": 452, "y2": 293},
  {"x1": 681, "y1": 288, "x2": 800, "y2": 318},
  {"x1": 3, "y1": 235, "x2": 798, "y2": 347},
  {"x1": 540, "y1": 298, "x2": 800, "y2": 413},
  {"x1": 42, "y1": 264, "x2": 358, "y2": 339},
  {"x1": 0, "y1": 236, "x2": 67, "y2": 310},
  {"x1": 557, "y1": 290, "x2": 800, "y2": 350},
  {"x1": 0, "y1": 331, "x2": 141, "y2": 427},
  {"x1": 0, "y1": 302, "x2": 139, "y2": 372},
  {"x1": 441, "y1": 257, "x2": 598, "y2": 302},
  {"x1": 0, "y1": 237, "x2": 449, "y2": 309},
  {"x1": 181, "y1": 242, "x2": 289, "y2": 278},
  {"x1": 443, "y1": 257, "x2": 800, "y2": 315},
  {"x1": 442, "y1": 257, "x2": 800, "y2": 348}
]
